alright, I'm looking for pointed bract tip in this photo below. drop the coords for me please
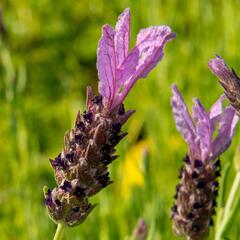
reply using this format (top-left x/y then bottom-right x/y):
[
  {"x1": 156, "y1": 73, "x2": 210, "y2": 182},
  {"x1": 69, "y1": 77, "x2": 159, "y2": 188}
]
[
  {"x1": 171, "y1": 84, "x2": 182, "y2": 97},
  {"x1": 43, "y1": 186, "x2": 49, "y2": 195},
  {"x1": 121, "y1": 7, "x2": 130, "y2": 16},
  {"x1": 192, "y1": 97, "x2": 203, "y2": 106},
  {"x1": 86, "y1": 85, "x2": 93, "y2": 107},
  {"x1": 208, "y1": 55, "x2": 231, "y2": 78},
  {"x1": 171, "y1": 83, "x2": 178, "y2": 92}
]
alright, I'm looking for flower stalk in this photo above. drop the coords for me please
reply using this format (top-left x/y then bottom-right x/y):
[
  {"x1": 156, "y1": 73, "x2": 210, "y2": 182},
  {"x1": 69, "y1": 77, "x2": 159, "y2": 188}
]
[
  {"x1": 53, "y1": 223, "x2": 64, "y2": 240},
  {"x1": 215, "y1": 171, "x2": 240, "y2": 240}
]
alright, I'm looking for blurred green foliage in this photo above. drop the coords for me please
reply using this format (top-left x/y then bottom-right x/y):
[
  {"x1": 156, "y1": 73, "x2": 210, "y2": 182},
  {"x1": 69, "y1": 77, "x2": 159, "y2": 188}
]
[{"x1": 0, "y1": 0, "x2": 240, "y2": 239}]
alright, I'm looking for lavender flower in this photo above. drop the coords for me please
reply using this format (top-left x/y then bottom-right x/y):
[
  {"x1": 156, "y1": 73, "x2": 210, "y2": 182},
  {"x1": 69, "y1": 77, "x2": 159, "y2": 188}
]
[
  {"x1": 208, "y1": 55, "x2": 240, "y2": 116},
  {"x1": 171, "y1": 84, "x2": 238, "y2": 240},
  {"x1": 44, "y1": 8, "x2": 175, "y2": 227}
]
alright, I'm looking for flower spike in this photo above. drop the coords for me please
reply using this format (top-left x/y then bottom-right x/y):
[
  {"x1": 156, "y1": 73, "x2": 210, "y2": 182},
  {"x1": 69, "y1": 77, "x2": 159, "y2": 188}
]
[
  {"x1": 171, "y1": 84, "x2": 238, "y2": 240},
  {"x1": 44, "y1": 8, "x2": 175, "y2": 228}
]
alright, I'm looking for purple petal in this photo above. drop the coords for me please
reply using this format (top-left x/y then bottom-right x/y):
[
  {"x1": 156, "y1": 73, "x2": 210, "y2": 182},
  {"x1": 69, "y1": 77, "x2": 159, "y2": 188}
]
[
  {"x1": 114, "y1": 8, "x2": 130, "y2": 66},
  {"x1": 97, "y1": 9, "x2": 175, "y2": 110},
  {"x1": 135, "y1": 26, "x2": 176, "y2": 78},
  {"x1": 192, "y1": 98, "x2": 211, "y2": 161},
  {"x1": 209, "y1": 95, "x2": 225, "y2": 133},
  {"x1": 116, "y1": 26, "x2": 175, "y2": 107},
  {"x1": 208, "y1": 56, "x2": 237, "y2": 85},
  {"x1": 116, "y1": 48, "x2": 139, "y2": 83},
  {"x1": 212, "y1": 106, "x2": 238, "y2": 158},
  {"x1": 209, "y1": 55, "x2": 240, "y2": 116},
  {"x1": 97, "y1": 25, "x2": 116, "y2": 105},
  {"x1": 171, "y1": 84, "x2": 199, "y2": 157},
  {"x1": 111, "y1": 48, "x2": 139, "y2": 109},
  {"x1": 209, "y1": 95, "x2": 225, "y2": 120}
]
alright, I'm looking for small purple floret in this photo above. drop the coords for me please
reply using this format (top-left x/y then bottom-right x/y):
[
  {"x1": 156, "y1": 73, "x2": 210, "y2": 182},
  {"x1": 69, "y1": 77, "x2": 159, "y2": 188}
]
[
  {"x1": 112, "y1": 123, "x2": 121, "y2": 133},
  {"x1": 92, "y1": 95, "x2": 103, "y2": 104},
  {"x1": 76, "y1": 121, "x2": 85, "y2": 131},
  {"x1": 83, "y1": 111, "x2": 92, "y2": 123},
  {"x1": 44, "y1": 189, "x2": 53, "y2": 206},
  {"x1": 194, "y1": 160, "x2": 203, "y2": 168},
  {"x1": 66, "y1": 152, "x2": 74, "y2": 161},
  {"x1": 75, "y1": 134, "x2": 84, "y2": 143},
  {"x1": 60, "y1": 180, "x2": 72, "y2": 192},
  {"x1": 51, "y1": 155, "x2": 65, "y2": 168},
  {"x1": 118, "y1": 104, "x2": 125, "y2": 115},
  {"x1": 74, "y1": 186, "x2": 85, "y2": 198}
]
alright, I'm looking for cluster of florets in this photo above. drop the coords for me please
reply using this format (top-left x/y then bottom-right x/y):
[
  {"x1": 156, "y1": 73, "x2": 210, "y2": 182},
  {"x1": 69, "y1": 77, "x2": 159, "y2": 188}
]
[{"x1": 44, "y1": 88, "x2": 134, "y2": 226}]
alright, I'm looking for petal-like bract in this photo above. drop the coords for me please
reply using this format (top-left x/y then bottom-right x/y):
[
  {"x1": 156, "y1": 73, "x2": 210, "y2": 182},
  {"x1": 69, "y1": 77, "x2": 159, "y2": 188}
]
[
  {"x1": 97, "y1": 25, "x2": 116, "y2": 103},
  {"x1": 171, "y1": 84, "x2": 238, "y2": 161},
  {"x1": 97, "y1": 8, "x2": 175, "y2": 110},
  {"x1": 114, "y1": 8, "x2": 130, "y2": 66},
  {"x1": 192, "y1": 98, "x2": 211, "y2": 161},
  {"x1": 171, "y1": 84, "x2": 199, "y2": 159},
  {"x1": 135, "y1": 26, "x2": 175, "y2": 79},
  {"x1": 212, "y1": 106, "x2": 238, "y2": 158}
]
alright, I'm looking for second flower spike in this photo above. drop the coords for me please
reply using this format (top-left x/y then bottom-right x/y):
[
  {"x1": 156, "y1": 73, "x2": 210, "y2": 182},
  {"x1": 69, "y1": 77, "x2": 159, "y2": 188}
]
[{"x1": 171, "y1": 84, "x2": 238, "y2": 240}]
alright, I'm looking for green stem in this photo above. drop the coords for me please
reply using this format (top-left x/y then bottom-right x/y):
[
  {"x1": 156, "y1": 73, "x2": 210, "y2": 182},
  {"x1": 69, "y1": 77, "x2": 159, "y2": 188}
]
[
  {"x1": 53, "y1": 223, "x2": 64, "y2": 240},
  {"x1": 215, "y1": 171, "x2": 240, "y2": 240}
]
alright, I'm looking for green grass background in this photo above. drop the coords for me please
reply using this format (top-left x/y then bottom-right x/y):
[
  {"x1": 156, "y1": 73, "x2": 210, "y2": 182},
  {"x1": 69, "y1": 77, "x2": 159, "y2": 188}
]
[{"x1": 0, "y1": 0, "x2": 240, "y2": 239}]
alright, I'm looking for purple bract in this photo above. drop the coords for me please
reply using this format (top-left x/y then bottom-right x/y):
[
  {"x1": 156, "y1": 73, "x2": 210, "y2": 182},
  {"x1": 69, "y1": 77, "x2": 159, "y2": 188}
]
[
  {"x1": 171, "y1": 84, "x2": 238, "y2": 161},
  {"x1": 97, "y1": 8, "x2": 175, "y2": 110}
]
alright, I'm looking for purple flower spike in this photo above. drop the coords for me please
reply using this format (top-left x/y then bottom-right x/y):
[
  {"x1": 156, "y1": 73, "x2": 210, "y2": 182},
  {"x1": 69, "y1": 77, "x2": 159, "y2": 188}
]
[
  {"x1": 208, "y1": 55, "x2": 240, "y2": 116},
  {"x1": 97, "y1": 8, "x2": 175, "y2": 110},
  {"x1": 171, "y1": 84, "x2": 238, "y2": 161},
  {"x1": 171, "y1": 84, "x2": 238, "y2": 240},
  {"x1": 45, "y1": 8, "x2": 175, "y2": 228}
]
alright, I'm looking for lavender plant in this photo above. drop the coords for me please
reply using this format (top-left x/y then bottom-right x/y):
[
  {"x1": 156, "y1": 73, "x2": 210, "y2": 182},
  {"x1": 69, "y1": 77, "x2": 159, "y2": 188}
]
[
  {"x1": 171, "y1": 84, "x2": 238, "y2": 240},
  {"x1": 43, "y1": 8, "x2": 175, "y2": 239}
]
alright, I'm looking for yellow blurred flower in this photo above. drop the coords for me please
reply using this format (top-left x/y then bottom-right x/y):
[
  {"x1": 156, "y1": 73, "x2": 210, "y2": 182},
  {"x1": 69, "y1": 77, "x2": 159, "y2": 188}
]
[{"x1": 119, "y1": 139, "x2": 152, "y2": 199}]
